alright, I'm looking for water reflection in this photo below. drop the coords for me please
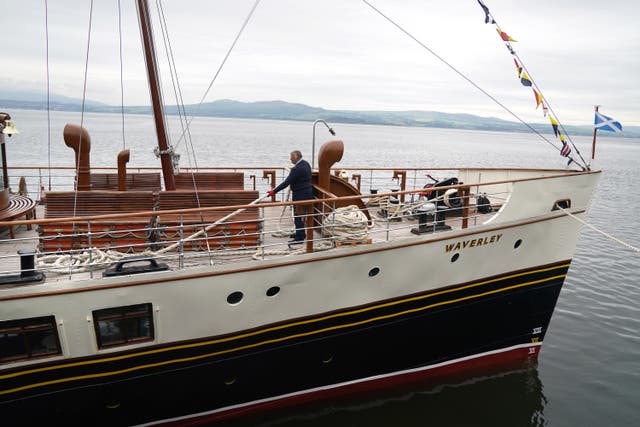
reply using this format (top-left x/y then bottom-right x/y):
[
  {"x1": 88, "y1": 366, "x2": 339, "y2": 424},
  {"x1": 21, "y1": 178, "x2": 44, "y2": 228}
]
[{"x1": 219, "y1": 360, "x2": 547, "y2": 427}]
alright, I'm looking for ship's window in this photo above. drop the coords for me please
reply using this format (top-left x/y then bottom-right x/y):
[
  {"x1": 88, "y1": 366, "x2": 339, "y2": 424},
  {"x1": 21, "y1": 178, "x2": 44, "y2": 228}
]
[
  {"x1": 266, "y1": 286, "x2": 280, "y2": 297},
  {"x1": 227, "y1": 291, "x2": 244, "y2": 305},
  {"x1": 93, "y1": 303, "x2": 154, "y2": 349},
  {"x1": 0, "y1": 316, "x2": 61, "y2": 363},
  {"x1": 514, "y1": 239, "x2": 523, "y2": 249},
  {"x1": 451, "y1": 253, "x2": 460, "y2": 262},
  {"x1": 368, "y1": 267, "x2": 380, "y2": 277}
]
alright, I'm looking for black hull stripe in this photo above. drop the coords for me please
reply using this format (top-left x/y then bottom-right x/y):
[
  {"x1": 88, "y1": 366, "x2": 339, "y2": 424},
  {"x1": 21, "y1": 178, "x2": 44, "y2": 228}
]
[
  {"x1": 1, "y1": 260, "x2": 569, "y2": 398},
  {"x1": 142, "y1": 342, "x2": 543, "y2": 427}
]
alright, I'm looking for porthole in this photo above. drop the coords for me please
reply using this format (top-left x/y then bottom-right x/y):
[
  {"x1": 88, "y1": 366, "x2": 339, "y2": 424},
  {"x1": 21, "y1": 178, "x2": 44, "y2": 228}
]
[
  {"x1": 322, "y1": 354, "x2": 334, "y2": 364},
  {"x1": 514, "y1": 239, "x2": 522, "y2": 249},
  {"x1": 368, "y1": 267, "x2": 380, "y2": 277},
  {"x1": 451, "y1": 253, "x2": 460, "y2": 262},
  {"x1": 553, "y1": 199, "x2": 571, "y2": 211},
  {"x1": 266, "y1": 286, "x2": 280, "y2": 297},
  {"x1": 227, "y1": 291, "x2": 244, "y2": 305}
]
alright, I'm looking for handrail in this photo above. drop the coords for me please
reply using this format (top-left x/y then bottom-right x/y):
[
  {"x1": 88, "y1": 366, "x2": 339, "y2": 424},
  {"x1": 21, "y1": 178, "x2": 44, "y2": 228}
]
[
  {"x1": 0, "y1": 169, "x2": 598, "y2": 228},
  {"x1": 6, "y1": 166, "x2": 600, "y2": 178},
  {"x1": 0, "y1": 171, "x2": 594, "y2": 231},
  {"x1": 7, "y1": 166, "x2": 290, "y2": 171}
]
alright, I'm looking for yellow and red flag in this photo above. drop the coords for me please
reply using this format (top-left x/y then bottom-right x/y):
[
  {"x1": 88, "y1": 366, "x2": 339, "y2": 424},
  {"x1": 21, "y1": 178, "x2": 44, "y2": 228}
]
[
  {"x1": 533, "y1": 89, "x2": 543, "y2": 108},
  {"x1": 497, "y1": 29, "x2": 517, "y2": 42}
]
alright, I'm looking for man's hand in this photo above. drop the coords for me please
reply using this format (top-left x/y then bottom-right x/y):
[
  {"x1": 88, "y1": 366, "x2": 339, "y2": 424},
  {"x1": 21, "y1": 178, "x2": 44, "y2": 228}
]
[{"x1": 268, "y1": 189, "x2": 275, "y2": 197}]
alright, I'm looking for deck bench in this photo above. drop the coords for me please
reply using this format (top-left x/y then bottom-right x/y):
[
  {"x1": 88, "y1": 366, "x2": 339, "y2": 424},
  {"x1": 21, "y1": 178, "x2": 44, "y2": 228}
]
[
  {"x1": 90, "y1": 173, "x2": 162, "y2": 191},
  {"x1": 174, "y1": 172, "x2": 245, "y2": 190},
  {"x1": 39, "y1": 191, "x2": 157, "y2": 253},
  {"x1": 0, "y1": 194, "x2": 37, "y2": 239}
]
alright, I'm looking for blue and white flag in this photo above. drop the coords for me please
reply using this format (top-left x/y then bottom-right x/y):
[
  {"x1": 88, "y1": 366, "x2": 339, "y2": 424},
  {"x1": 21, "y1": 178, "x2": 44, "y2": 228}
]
[{"x1": 594, "y1": 111, "x2": 623, "y2": 132}]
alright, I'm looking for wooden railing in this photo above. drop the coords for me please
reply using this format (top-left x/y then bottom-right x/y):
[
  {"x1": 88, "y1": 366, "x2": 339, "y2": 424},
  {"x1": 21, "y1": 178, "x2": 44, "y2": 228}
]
[{"x1": 1, "y1": 167, "x2": 593, "y2": 283}]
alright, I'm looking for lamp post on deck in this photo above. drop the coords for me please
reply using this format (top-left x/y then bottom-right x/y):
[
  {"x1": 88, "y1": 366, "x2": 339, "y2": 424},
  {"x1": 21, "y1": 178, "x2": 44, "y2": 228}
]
[{"x1": 311, "y1": 119, "x2": 336, "y2": 169}]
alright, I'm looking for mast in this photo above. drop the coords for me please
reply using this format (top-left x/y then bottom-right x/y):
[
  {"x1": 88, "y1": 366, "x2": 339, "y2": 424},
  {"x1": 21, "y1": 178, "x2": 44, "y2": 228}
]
[{"x1": 135, "y1": 0, "x2": 175, "y2": 190}]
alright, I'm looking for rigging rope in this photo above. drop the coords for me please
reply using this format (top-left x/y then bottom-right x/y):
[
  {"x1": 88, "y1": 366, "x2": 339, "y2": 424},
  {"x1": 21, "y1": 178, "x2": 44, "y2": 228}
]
[
  {"x1": 154, "y1": 0, "x2": 214, "y2": 257},
  {"x1": 73, "y1": 0, "x2": 95, "y2": 218},
  {"x1": 173, "y1": 0, "x2": 262, "y2": 150},
  {"x1": 558, "y1": 207, "x2": 640, "y2": 254},
  {"x1": 478, "y1": 3, "x2": 589, "y2": 169},
  {"x1": 156, "y1": 0, "x2": 194, "y2": 168},
  {"x1": 360, "y1": 0, "x2": 587, "y2": 170},
  {"x1": 117, "y1": 0, "x2": 126, "y2": 150},
  {"x1": 151, "y1": 0, "x2": 261, "y2": 257},
  {"x1": 155, "y1": 1, "x2": 202, "y2": 201},
  {"x1": 44, "y1": 0, "x2": 52, "y2": 192}
]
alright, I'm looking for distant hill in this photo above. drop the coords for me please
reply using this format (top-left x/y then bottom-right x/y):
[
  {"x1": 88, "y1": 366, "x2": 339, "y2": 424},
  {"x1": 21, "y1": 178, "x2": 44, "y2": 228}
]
[
  {"x1": 1, "y1": 89, "x2": 109, "y2": 111},
  {"x1": 2, "y1": 94, "x2": 638, "y2": 137}
]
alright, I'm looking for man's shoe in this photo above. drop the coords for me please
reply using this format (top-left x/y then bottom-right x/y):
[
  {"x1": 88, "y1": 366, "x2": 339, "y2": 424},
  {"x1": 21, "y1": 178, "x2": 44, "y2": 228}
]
[
  {"x1": 288, "y1": 240, "x2": 303, "y2": 249},
  {"x1": 289, "y1": 233, "x2": 296, "y2": 238}
]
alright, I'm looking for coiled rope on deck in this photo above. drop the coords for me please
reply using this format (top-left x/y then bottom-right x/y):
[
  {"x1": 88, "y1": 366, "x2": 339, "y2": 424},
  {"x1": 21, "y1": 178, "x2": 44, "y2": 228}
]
[
  {"x1": 322, "y1": 205, "x2": 372, "y2": 241},
  {"x1": 37, "y1": 249, "x2": 130, "y2": 274}
]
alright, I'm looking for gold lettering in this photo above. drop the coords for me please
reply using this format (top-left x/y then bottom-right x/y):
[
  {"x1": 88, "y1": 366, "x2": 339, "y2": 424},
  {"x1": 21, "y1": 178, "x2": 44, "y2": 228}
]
[{"x1": 443, "y1": 234, "x2": 504, "y2": 253}]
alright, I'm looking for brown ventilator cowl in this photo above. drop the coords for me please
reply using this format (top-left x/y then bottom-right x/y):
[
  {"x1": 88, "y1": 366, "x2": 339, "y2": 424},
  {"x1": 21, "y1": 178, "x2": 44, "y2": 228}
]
[
  {"x1": 317, "y1": 140, "x2": 344, "y2": 193},
  {"x1": 63, "y1": 124, "x2": 92, "y2": 191},
  {"x1": 118, "y1": 149, "x2": 131, "y2": 191}
]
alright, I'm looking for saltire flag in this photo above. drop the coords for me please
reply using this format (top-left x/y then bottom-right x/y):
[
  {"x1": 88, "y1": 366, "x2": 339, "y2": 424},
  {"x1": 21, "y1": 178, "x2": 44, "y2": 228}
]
[
  {"x1": 477, "y1": 0, "x2": 495, "y2": 24},
  {"x1": 520, "y1": 71, "x2": 532, "y2": 87},
  {"x1": 594, "y1": 111, "x2": 623, "y2": 132},
  {"x1": 497, "y1": 29, "x2": 517, "y2": 42},
  {"x1": 533, "y1": 89, "x2": 543, "y2": 108},
  {"x1": 560, "y1": 140, "x2": 571, "y2": 157},
  {"x1": 542, "y1": 103, "x2": 549, "y2": 117},
  {"x1": 549, "y1": 116, "x2": 559, "y2": 137}
]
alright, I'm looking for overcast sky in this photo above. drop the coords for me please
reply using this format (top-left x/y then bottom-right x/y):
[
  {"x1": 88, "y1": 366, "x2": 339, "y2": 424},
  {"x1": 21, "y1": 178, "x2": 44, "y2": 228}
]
[{"x1": 2, "y1": 0, "x2": 639, "y2": 125}]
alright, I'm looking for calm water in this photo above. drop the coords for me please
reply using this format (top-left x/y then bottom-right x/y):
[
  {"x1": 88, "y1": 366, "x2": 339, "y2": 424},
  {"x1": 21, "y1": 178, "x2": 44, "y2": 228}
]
[{"x1": 5, "y1": 109, "x2": 640, "y2": 426}]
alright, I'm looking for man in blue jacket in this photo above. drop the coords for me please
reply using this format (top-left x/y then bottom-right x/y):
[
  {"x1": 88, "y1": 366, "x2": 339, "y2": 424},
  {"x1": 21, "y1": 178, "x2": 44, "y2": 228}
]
[{"x1": 268, "y1": 150, "x2": 312, "y2": 247}]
